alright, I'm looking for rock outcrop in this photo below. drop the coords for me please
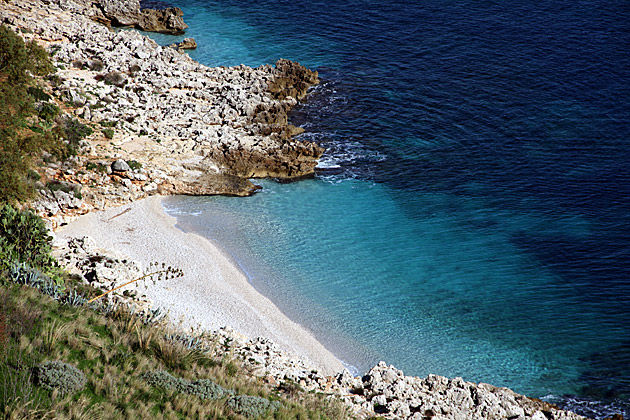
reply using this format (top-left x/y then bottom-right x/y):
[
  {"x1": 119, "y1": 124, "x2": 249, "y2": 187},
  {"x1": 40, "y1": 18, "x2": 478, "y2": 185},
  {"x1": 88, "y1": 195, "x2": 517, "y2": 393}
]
[
  {"x1": 1, "y1": 0, "x2": 322, "y2": 228},
  {"x1": 169, "y1": 37, "x2": 197, "y2": 50},
  {"x1": 334, "y1": 362, "x2": 586, "y2": 420},
  {"x1": 98, "y1": 0, "x2": 141, "y2": 26},
  {"x1": 196, "y1": 332, "x2": 589, "y2": 420},
  {"x1": 137, "y1": 7, "x2": 187, "y2": 35},
  {"x1": 268, "y1": 58, "x2": 320, "y2": 101},
  {"x1": 207, "y1": 137, "x2": 324, "y2": 179},
  {"x1": 86, "y1": 0, "x2": 188, "y2": 34}
]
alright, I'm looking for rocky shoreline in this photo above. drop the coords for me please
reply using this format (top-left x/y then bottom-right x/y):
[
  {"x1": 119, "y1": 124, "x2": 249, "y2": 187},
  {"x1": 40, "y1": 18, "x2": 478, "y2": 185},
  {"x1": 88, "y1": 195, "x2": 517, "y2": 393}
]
[
  {"x1": 0, "y1": 0, "x2": 597, "y2": 418},
  {"x1": 2, "y1": 0, "x2": 322, "y2": 229}
]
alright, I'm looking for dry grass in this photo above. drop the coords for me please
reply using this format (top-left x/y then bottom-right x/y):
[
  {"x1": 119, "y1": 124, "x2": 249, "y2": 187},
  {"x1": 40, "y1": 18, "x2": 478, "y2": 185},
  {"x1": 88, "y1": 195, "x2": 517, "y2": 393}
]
[
  {"x1": 3, "y1": 398, "x2": 54, "y2": 420},
  {"x1": 0, "y1": 281, "x2": 351, "y2": 420},
  {"x1": 42, "y1": 318, "x2": 70, "y2": 353}
]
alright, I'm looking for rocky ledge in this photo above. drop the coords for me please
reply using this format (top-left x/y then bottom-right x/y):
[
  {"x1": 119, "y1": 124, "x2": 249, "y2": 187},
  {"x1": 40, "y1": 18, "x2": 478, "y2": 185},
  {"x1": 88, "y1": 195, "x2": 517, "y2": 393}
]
[{"x1": 72, "y1": 0, "x2": 188, "y2": 34}]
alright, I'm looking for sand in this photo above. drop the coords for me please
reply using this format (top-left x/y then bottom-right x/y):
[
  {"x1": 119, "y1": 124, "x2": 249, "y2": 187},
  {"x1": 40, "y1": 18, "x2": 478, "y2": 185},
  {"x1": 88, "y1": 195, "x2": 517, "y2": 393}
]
[{"x1": 55, "y1": 195, "x2": 344, "y2": 375}]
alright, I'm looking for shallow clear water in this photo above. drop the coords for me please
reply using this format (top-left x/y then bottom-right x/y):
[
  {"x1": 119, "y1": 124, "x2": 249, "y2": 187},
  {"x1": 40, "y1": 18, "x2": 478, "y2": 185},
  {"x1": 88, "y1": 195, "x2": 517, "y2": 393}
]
[{"x1": 146, "y1": 0, "x2": 630, "y2": 417}]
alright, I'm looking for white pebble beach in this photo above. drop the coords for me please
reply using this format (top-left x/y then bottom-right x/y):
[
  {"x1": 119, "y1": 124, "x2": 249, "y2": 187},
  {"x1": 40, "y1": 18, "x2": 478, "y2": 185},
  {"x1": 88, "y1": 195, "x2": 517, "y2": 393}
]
[{"x1": 55, "y1": 195, "x2": 344, "y2": 375}]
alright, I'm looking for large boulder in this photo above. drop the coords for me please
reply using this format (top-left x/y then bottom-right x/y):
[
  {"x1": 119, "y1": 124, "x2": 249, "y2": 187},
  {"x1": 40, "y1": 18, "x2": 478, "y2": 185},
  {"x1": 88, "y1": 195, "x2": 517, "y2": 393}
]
[
  {"x1": 137, "y1": 7, "x2": 188, "y2": 35},
  {"x1": 99, "y1": 0, "x2": 141, "y2": 26},
  {"x1": 169, "y1": 37, "x2": 198, "y2": 50},
  {"x1": 94, "y1": 1, "x2": 187, "y2": 35},
  {"x1": 111, "y1": 159, "x2": 131, "y2": 172}
]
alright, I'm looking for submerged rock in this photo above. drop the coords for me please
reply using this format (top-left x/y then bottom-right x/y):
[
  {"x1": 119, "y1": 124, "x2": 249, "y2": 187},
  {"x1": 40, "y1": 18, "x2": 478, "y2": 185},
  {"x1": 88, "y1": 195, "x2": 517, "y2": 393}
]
[{"x1": 169, "y1": 37, "x2": 197, "y2": 50}]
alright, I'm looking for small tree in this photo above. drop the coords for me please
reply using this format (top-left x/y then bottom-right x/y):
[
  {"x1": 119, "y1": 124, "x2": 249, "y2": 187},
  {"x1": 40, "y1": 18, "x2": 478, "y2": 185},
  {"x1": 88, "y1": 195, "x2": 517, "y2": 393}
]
[
  {"x1": 0, "y1": 25, "x2": 61, "y2": 204},
  {"x1": 0, "y1": 204, "x2": 55, "y2": 271}
]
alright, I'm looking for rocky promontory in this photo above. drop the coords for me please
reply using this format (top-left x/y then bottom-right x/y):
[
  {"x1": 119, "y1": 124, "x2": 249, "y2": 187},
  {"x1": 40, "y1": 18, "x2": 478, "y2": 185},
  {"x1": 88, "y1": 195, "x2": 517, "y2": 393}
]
[{"x1": 1, "y1": 0, "x2": 323, "y2": 228}]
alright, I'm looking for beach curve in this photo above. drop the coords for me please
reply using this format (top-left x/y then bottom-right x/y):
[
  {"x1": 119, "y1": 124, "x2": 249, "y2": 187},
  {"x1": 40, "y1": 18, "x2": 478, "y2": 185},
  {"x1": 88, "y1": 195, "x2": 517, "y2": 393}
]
[{"x1": 55, "y1": 195, "x2": 344, "y2": 376}]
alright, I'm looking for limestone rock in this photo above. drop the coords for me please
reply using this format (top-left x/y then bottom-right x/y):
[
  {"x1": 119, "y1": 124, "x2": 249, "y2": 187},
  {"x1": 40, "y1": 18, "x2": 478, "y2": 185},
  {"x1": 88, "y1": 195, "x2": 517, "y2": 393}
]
[
  {"x1": 54, "y1": 235, "x2": 142, "y2": 292},
  {"x1": 268, "y1": 59, "x2": 319, "y2": 100},
  {"x1": 99, "y1": 0, "x2": 141, "y2": 26},
  {"x1": 207, "y1": 139, "x2": 324, "y2": 179},
  {"x1": 157, "y1": 173, "x2": 262, "y2": 197},
  {"x1": 169, "y1": 37, "x2": 197, "y2": 50},
  {"x1": 137, "y1": 7, "x2": 188, "y2": 35},
  {"x1": 111, "y1": 159, "x2": 130, "y2": 172}
]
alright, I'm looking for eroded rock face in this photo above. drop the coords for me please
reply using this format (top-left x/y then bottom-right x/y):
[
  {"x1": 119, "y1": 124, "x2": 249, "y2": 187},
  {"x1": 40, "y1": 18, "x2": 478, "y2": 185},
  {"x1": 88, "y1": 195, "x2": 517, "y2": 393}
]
[
  {"x1": 268, "y1": 59, "x2": 319, "y2": 100},
  {"x1": 208, "y1": 138, "x2": 324, "y2": 179},
  {"x1": 206, "y1": 59, "x2": 323, "y2": 179},
  {"x1": 86, "y1": 0, "x2": 188, "y2": 35},
  {"x1": 99, "y1": 0, "x2": 141, "y2": 26},
  {"x1": 137, "y1": 7, "x2": 188, "y2": 35}
]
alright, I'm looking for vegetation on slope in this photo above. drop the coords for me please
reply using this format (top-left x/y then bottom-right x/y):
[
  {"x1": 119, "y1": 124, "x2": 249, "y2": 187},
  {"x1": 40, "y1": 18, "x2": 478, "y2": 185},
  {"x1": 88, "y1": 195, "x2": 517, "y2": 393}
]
[
  {"x1": 0, "y1": 25, "x2": 92, "y2": 204},
  {"x1": 0, "y1": 277, "x2": 348, "y2": 419}
]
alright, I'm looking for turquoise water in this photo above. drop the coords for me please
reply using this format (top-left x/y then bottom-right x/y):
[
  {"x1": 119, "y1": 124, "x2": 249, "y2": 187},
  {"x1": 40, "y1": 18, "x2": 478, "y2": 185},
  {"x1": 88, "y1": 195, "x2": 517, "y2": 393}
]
[
  {"x1": 165, "y1": 179, "x2": 599, "y2": 396},
  {"x1": 147, "y1": 0, "x2": 630, "y2": 417}
]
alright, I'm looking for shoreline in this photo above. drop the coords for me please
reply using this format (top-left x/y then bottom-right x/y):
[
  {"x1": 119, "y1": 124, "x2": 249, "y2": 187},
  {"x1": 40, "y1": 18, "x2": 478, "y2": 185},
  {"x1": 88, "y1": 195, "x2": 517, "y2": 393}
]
[
  {"x1": 53, "y1": 195, "x2": 590, "y2": 420},
  {"x1": 0, "y1": 0, "x2": 596, "y2": 416},
  {"x1": 55, "y1": 195, "x2": 344, "y2": 376}
]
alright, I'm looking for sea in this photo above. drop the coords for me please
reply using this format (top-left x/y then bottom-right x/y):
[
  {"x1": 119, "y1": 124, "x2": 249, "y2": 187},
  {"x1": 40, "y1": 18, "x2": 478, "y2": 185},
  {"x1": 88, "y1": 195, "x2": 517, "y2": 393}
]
[{"x1": 139, "y1": 0, "x2": 630, "y2": 417}]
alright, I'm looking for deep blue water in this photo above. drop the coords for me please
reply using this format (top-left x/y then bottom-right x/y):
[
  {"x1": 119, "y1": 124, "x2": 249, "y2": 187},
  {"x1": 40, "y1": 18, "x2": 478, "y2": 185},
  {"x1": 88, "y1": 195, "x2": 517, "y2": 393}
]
[{"x1": 143, "y1": 0, "x2": 630, "y2": 417}]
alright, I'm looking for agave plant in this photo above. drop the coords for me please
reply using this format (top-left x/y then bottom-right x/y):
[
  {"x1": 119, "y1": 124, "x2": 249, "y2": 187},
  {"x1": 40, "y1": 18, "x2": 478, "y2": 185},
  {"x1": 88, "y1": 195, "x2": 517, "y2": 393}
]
[
  {"x1": 165, "y1": 333, "x2": 204, "y2": 351},
  {"x1": 61, "y1": 289, "x2": 87, "y2": 307}
]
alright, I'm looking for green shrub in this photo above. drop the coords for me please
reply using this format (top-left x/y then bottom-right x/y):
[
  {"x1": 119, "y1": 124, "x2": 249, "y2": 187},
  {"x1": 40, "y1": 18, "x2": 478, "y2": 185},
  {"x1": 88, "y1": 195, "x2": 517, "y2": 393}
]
[
  {"x1": 142, "y1": 371, "x2": 233, "y2": 401},
  {"x1": 0, "y1": 204, "x2": 55, "y2": 270},
  {"x1": 37, "y1": 102, "x2": 59, "y2": 122},
  {"x1": 46, "y1": 180, "x2": 81, "y2": 199},
  {"x1": 102, "y1": 128, "x2": 114, "y2": 139},
  {"x1": 27, "y1": 86, "x2": 51, "y2": 102},
  {"x1": 226, "y1": 395, "x2": 281, "y2": 418},
  {"x1": 63, "y1": 117, "x2": 92, "y2": 142},
  {"x1": 61, "y1": 117, "x2": 92, "y2": 156},
  {"x1": 99, "y1": 120, "x2": 116, "y2": 128},
  {"x1": 0, "y1": 25, "x2": 63, "y2": 203},
  {"x1": 0, "y1": 25, "x2": 52, "y2": 83},
  {"x1": 187, "y1": 379, "x2": 233, "y2": 400},
  {"x1": 34, "y1": 361, "x2": 86, "y2": 396},
  {"x1": 128, "y1": 160, "x2": 142, "y2": 171},
  {"x1": 142, "y1": 370, "x2": 186, "y2": 391},
  {"x1": 85, "y1": 161, "x2": 107, "y2": 173},
  {"x1": 27, "y1": 170, "x2": 41, "y2": 181}
]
